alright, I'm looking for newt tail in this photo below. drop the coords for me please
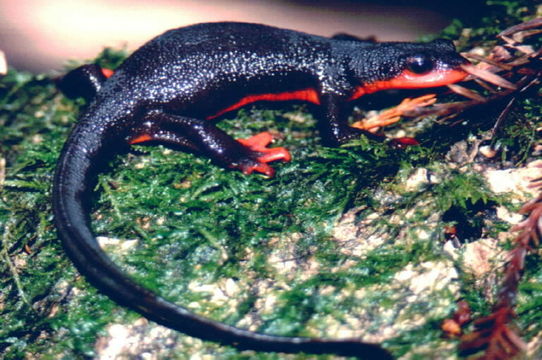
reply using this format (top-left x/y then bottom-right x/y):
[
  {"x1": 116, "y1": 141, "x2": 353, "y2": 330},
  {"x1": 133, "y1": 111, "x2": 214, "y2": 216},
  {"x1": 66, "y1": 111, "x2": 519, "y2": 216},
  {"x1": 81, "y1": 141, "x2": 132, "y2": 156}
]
[{"x1": 53, "y1": 116, "x2": 393, "y2": 358}]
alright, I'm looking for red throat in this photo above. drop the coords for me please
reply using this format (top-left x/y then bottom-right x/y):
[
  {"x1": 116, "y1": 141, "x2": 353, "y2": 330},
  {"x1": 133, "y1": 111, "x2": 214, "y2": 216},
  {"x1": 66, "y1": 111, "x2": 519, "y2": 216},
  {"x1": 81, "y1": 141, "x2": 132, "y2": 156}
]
[{"x1": 348, "y1": 68, "x2": 468, "y2": 101}]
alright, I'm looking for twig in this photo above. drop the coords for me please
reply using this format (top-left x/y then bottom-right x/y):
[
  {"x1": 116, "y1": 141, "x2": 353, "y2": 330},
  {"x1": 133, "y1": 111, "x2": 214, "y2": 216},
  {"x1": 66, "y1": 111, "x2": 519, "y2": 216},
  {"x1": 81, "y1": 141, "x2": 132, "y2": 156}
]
[{"x1": 1, "y1": 217, "x2": 31, "y2": 306}]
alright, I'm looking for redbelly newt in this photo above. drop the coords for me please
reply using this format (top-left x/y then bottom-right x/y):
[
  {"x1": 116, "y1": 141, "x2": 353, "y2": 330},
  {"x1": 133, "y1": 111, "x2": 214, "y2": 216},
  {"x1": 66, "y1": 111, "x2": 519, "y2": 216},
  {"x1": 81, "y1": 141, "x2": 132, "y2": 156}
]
[{"x1": 54, "y1": 22, "x2": 468, "y2": 358}]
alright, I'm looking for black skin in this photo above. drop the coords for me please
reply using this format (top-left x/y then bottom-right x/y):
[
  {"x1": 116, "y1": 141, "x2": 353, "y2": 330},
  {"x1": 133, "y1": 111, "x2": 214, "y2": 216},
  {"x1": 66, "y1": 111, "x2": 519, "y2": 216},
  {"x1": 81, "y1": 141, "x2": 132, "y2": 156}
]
[{"x1": 54, "y1": 22, "x2": 467, "y2": 359}]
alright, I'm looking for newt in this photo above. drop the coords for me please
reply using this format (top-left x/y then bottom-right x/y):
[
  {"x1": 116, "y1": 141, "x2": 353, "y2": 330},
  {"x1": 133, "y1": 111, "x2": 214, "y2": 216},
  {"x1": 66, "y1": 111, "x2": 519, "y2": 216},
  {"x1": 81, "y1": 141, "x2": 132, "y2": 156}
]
[{"x1": 54, "y1": 22, "x2": 468, "y2": 358}]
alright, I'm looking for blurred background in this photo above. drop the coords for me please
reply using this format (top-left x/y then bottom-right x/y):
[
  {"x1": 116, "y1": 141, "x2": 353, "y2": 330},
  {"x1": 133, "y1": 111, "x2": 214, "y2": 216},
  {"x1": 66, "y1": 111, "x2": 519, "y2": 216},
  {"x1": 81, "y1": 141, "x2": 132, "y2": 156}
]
[{"x1": 0, "y1": 0, "x2": 485, "y2": 74}]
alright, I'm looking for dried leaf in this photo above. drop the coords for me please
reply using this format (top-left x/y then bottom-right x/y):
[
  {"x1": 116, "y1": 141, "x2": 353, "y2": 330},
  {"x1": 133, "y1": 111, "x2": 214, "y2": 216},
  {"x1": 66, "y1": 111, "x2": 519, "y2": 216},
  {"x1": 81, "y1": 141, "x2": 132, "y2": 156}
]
[
  {"x1": 462, "y1": 52, "x2": 514, "y2": 71},
  {"x1": 447, "y1": 84, "x2": 486, "y2": 101},
  {"x1": 461, "y1": 64, "x2": 518, "y2": 90},
  {"x1": 351, "y1": 94, "x2": 437, "y2": 131},
  {"x1": 498, "y1": 17, "x2": 542, "y2": 39}
]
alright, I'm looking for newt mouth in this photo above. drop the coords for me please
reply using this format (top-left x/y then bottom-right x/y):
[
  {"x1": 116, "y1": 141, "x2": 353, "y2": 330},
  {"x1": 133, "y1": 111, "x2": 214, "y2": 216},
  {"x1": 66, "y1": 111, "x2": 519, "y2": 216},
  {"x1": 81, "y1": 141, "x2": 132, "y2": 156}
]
[
  {"x1": 386, "y1": 68, "x2": 470, "y2": 89},
  {"x1": 348, "y1": 67, "x2": 469, "y2": 101}
]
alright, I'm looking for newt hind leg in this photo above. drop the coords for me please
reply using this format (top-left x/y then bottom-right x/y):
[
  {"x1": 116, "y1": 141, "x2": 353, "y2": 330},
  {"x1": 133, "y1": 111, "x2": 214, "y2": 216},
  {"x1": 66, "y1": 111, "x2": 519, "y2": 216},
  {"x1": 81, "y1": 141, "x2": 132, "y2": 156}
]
[{"x1": 128, "y1": 113, "x2": 291, "y2": 177}]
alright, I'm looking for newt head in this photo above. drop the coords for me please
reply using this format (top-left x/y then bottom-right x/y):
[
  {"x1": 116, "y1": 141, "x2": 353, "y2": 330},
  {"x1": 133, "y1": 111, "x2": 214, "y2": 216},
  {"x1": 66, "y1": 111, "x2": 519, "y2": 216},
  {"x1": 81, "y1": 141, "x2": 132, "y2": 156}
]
[{"x1": 348, "y1": 39, "x2": 470, "y2": 100}]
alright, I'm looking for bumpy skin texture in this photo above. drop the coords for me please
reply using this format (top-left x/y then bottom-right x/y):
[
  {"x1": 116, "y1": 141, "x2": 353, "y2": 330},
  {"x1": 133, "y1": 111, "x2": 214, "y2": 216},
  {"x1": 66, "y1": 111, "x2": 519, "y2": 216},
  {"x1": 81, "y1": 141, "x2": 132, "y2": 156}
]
[{"x1": 54, "y1": 22, "x2": 468, "y2": 358}]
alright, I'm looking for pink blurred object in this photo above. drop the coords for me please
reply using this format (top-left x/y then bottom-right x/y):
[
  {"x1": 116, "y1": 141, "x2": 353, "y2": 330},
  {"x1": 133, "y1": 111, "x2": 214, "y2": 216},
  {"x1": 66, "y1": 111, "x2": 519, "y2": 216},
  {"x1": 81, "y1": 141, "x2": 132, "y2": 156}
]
[{"x1": 0, "y1": 0, "x2": 448, "y2": 73}]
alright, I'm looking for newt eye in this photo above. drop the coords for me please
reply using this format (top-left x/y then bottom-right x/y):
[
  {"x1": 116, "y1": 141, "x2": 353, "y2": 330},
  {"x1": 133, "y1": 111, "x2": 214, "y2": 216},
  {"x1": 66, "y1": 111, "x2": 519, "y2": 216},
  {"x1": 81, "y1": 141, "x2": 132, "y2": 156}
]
[{"x1": 405, "y1": 55, "x2": 434, "y2": 74}]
